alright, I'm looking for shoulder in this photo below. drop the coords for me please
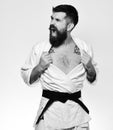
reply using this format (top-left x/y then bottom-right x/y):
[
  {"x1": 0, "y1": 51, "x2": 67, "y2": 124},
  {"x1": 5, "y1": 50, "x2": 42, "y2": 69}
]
[
  {"x1": 32, "y1": 40, "x2": 51, "y2": 53},
  {"x1": 72, "y1": 35, "x2": 93, "y2": 57},
  {"x1": 72, "y1": 36, "x2": 89, "y2": 49},
  {"x1": 33, "y1": 41, "x2": 46, "y2": 51}
]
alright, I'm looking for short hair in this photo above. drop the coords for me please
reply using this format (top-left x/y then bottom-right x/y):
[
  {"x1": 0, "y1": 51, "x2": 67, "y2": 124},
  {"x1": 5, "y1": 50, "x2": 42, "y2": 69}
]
[{"x1": 52, "y1": 4, "x2": 79, "y2": 27}]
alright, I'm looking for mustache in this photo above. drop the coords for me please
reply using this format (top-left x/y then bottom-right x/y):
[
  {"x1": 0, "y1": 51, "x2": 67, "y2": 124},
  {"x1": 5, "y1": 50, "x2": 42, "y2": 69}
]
[{"x1": 49, "y1": 25, "x2": 58, "y2": 31}]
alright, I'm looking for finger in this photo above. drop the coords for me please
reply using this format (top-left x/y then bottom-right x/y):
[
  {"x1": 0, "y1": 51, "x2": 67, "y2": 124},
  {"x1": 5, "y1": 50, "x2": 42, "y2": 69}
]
[
  {"x1": 82, "y1": 50, "x2": 87, "y2": 54},
  {"x1": 44, "y1": 55, "x2": 52, "y2": 62},
  {"x1": 43, "y1": 55, "x2": 51, "y2": 60},
  {"x1": 81, "y1": 57, "x2": 87, "y2": 64},
  {"x1": 49, "y1": 59, "x2": 53, "y2": 64},
  {"x1": 42, "y1": 52, "x2": 49, "y2": 56},
  {"x1": 82, "y1": 50, "x2": 89, "y2": 56},
  {"x1": 82, "y1": 52, "x2": 90, "y2": 60},
  {"x1": 47, "y1": 57, "x2": 53, "y2": 63},
  {"x1": 81, "y1": 55, "x2": 87, "y2": 61},
  {"x1": 47, "y1": 53, "x2": 52, "y2": 58},
  {"x1": 81, "y1": 59, "x2": 86, "y2": 64},
  {"x1": 82, "y1": 53, "x2": 88, "y2": 58},
  {"x1": 46, "y1": 54, "x2": 53, "y2": 60}
]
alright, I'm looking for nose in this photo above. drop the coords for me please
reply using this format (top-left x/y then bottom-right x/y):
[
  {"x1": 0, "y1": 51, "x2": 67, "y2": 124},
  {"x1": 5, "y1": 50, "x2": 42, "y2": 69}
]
[{"x1": 50, "y1": 19, "x2": 56, "y2": 26}]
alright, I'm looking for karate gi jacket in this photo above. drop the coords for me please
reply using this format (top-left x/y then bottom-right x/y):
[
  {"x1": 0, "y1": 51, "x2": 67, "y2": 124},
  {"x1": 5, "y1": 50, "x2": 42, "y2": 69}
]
[{"x1": 21, "y1": 36, "x2": 96, "y2": 129}]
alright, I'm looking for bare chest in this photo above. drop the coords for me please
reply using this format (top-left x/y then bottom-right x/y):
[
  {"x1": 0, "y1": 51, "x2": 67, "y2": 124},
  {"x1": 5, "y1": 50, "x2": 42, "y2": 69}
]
[{"x1": 51, "y1": 50, "x2": 81, "y2": 74}]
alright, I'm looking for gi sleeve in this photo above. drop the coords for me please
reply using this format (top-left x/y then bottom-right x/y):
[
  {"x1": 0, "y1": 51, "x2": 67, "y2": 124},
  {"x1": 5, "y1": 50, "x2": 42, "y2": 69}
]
[
  {"x1": 81, "y1": 41, "x2": 97, "y2": 67},
  {"x1": 81, "y1": 41, "x2": 98, "y2": 84},
  {"x1": 21, "y1": 42, "x2": 42, "y2": 87}
]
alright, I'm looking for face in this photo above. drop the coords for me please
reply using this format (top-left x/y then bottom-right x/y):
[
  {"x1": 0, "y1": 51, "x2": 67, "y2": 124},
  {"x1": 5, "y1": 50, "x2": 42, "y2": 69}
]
[{"x1": 49, "y1": 12, "x2": 68, "y2": 47}]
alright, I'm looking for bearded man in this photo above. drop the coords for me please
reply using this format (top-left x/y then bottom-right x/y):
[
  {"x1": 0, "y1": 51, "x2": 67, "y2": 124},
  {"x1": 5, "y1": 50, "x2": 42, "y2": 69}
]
[{"x1": 21, "y1": 4, "x2": 97, "y2": 130}]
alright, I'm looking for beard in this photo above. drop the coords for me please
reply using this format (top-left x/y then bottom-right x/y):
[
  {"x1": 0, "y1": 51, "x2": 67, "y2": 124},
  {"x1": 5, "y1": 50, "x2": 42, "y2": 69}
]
[{"x1": 49, "y1": 25, "x2": 67, "y2": 47}]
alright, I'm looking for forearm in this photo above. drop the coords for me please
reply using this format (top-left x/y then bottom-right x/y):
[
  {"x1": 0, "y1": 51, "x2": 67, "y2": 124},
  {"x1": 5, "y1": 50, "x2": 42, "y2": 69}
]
[
  {"x1": 29, "y1": 64, "x2": 44, "y2": 84},
  {"x1": 85, "y1": 61, "x2": 96, "y2": 83}
]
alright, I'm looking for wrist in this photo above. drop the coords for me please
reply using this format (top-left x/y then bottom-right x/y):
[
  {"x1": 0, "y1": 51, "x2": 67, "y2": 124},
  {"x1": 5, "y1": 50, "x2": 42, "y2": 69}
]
[
  {"x1": 37, "y1": 64, "x2": 45, "y2": 73},
  {"x1": 85, "y1": 62, "x2": 96, "y2": 77},
  {"x1": 29, "y1": 65, "x2": 43, "y2": 84},
  {"x1": 85, "y1": 59, "x2": 92, "y2": 71}
]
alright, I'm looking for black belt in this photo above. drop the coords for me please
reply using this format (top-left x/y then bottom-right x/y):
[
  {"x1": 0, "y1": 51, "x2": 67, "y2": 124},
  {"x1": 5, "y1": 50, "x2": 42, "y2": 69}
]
[{"x1": 35, "y1": 90, "x2": 89, "y2": 125}]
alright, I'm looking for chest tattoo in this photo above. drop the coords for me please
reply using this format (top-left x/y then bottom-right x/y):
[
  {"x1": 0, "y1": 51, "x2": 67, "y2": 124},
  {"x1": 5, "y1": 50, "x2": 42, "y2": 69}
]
[
  {"x1": 74, "y1": 44, "x2": 81, "y2": 55},
  {"x1": 49, "y1": 45, "x2": 81, "y2": 70}
]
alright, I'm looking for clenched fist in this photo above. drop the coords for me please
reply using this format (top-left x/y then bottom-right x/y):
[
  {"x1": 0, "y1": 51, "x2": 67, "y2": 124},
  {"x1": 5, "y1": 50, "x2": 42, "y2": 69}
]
[
  {"x1": 81, "y1": 50, "x2": 92, "y2": 68},
  {"x1": 39, "y1": 52, "x2": 53, "y2": 71},
  {"x1": 29, "y1": 52, "x2": 53, "y2": 84},
  {"x1": 81, "y1": 50, "x2": 96, "y2": 83}
]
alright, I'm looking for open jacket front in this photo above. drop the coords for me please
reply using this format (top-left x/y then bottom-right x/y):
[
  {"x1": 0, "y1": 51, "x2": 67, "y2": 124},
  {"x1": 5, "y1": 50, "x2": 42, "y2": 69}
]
[{"x1": 21, "y1": 36, "x2": 96, "y2": 129}]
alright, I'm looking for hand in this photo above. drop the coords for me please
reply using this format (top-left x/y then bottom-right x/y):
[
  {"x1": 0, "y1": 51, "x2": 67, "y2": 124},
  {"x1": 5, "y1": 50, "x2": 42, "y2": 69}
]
[
  {"x1": 39, "y1": 52, "x2": 53, "y2": 71},
  {"x1": 81, "y1": 50, "x2": 92, "y2": 68},
  {"x1": 81, "y1": 50, "x2": 96, "y2": 83}
]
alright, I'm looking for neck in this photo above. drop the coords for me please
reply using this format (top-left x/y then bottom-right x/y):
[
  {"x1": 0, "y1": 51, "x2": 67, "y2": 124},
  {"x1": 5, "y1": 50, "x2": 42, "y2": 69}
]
[{"x1": 61, "y1": 33, "x2": 73, "y2": 46}]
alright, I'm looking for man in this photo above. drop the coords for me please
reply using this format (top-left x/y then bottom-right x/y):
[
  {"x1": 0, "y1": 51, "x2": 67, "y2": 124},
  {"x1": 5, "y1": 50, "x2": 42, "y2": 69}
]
[{"x1": 21, "y1": 4, "x2": 97, "y2": 130}]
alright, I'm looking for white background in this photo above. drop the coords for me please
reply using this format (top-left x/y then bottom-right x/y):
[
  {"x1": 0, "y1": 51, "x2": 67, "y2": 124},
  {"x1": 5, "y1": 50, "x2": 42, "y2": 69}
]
[{"x1": 0, "y1": 0, "x2": 113, "y2": 130}]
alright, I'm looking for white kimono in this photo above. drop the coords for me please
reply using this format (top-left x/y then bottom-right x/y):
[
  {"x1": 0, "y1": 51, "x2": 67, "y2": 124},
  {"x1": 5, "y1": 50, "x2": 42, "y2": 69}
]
[{"x1": 21, "y1": 36, "x2": 95, "y2": 129}]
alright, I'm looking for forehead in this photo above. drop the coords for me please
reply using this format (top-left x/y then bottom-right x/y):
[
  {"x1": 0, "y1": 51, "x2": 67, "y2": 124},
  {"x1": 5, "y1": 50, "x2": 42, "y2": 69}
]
[{"x1": 51, "y1": 12, "x2": 67, "y2": 20}]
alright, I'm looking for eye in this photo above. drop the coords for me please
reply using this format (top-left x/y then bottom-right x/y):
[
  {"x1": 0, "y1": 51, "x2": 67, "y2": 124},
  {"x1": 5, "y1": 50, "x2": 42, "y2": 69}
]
[
  {"x1": 51, "y1": 16, "x2": 53, "y2": 20},
  {"x1": 56, "y1": 18, "x2": 60, "y2": 22}
]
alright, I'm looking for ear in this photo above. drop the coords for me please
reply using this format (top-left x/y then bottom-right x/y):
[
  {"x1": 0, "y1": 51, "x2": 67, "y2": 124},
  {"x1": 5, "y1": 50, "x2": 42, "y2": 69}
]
[{"x1": 67, "y1": 23, "x2": 74, "y2": 32}]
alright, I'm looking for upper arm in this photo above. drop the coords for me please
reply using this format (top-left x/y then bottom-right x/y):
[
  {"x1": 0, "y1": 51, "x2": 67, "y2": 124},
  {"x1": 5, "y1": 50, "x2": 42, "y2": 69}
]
[
  {"x1": 81, "y1": 41, "x2": 98, "y2": 83},
  {"x1": 21, "y1": 43, "x2": 42, "y2": 86}
]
